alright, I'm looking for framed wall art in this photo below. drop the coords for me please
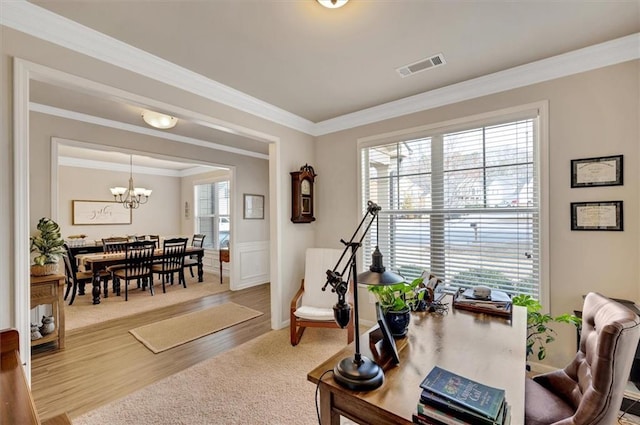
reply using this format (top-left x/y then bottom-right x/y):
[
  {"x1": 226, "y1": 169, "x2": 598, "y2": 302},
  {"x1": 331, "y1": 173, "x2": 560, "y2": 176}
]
[
  {"x1": 72, "y1": 200, "x2": 132, "y2": 225},
  {"x1": 570, "y1": 201, "x2": 623, "y2": 231},
  {"x1": 243, "y1": 194, "x2": 264, "y2": 219},
  {"x1": 571, "y1": 155, "x2": 623, "y2": 188}
]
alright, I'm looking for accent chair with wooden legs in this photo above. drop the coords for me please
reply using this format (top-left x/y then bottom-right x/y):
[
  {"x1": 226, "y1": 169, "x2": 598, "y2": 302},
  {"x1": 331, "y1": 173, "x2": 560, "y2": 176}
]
[{"x1": 290, "y1": 248, "x2": 354, "y2": 346}]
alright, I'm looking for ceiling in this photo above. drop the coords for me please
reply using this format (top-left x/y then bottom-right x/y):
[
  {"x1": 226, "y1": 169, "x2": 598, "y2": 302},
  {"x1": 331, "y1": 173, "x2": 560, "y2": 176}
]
[{"x1": 8, "y1": 1, "x2": 640, "y2": 167}]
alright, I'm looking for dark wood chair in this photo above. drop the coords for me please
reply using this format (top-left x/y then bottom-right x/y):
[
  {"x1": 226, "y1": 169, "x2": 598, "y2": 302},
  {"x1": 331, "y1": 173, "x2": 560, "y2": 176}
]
[
  {"x1": 135, "y1": 235, "x2": 160, "y2": 249},
  {"x1": 183, "y1": 234, "x2": 206, "y2": 278},
  {"x1": 152, "y1": 237, "x2": 188, "y2": 293},
  {"x1": 102, "y1": 236, "x2": 129, "y2": 253},
  {"x1": 63, "y1": 243, "x2": 113, "y2": 303},
  {"x1": 110, "y1": 241, "x2": 156, "y2": 301}
]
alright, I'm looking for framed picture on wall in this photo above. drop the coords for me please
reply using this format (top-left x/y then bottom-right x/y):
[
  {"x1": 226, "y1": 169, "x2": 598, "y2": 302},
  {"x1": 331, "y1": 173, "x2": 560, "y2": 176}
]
[
  {"x1": 570, "y1": 155, "x2": 623, "y2": 188},
  {"x1": 243, "y1": 194, "x2": 264, "y2": 219},
  {"x1": 72, "y1": 200, "x2": 132, "y2": 225},
  {"x1": 570, "y1": 201, "x2": 623, "y2": 231}
]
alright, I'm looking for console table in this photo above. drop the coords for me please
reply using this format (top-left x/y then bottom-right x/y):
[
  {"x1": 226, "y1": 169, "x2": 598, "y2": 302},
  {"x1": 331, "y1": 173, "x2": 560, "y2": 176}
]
[
  {"x1": 30, "y1": 274, "x2": 65, "y2": 350},
  {"x1": 308, "y1": 306, "x2": 527, "y2": 425}
]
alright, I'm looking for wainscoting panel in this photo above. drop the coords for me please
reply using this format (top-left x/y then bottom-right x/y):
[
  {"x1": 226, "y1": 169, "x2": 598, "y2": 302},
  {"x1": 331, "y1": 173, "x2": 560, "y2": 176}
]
[{"x1": 234, "y1": 241, "x2": 269, "y2": 290}]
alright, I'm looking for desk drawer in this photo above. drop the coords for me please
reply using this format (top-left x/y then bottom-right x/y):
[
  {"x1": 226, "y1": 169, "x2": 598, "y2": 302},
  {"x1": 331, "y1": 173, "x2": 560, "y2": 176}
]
[{"x1": 31, "y1": 284, "x2": 55, "y2": 300}]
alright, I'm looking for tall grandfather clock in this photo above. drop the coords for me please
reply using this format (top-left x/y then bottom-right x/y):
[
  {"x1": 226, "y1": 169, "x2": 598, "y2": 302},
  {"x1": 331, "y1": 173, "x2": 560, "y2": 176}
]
[{"x1": 291, "y1": 164, "x2": 317, "y2": 223}]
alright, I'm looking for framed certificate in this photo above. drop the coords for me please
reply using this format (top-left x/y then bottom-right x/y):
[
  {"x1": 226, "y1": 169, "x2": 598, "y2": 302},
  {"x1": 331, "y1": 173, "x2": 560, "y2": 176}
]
[
  {"x1": 571, "y1": 201, "x2": 623, "y2": 231},
  {"x1": 571, "y1": 155, "x2": 623, "y2": 188},
  {"x1": 243, "y1": 194, "x2": 264, "y2": 219}
]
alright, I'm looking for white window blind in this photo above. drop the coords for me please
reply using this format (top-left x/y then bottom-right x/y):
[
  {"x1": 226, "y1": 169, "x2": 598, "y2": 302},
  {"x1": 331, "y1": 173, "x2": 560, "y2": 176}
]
[
  {"x1": 194, "y1": 180, "x2": 230, "y2": 249},
  {"x1": 361, "y1": 117, "x2": 540, "y2": 298}
]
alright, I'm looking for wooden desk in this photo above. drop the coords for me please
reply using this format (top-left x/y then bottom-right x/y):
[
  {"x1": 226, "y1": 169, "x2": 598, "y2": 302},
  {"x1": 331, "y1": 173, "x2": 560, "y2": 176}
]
[
  {"x1": 78, "y1": 247, "x2": 205, "y2": 304},
  {"x1": 219, "y1": 249, "x2": 229, "y2": 284},
  {"x1": 308, "y1": 306, "x2": 527, "y2": 425},
  {"x1": 30, "y1": 274, "x2": 65, "y2": 350}
]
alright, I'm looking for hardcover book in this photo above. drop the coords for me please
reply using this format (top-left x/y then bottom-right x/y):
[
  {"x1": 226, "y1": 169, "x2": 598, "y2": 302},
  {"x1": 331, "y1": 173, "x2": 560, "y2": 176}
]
[
  {"x1": 419, "y1": 366, "x2": 506, "y2": 421},
  {"x1": 420, "y1": 391, "x2": 506, "y2": 425}
]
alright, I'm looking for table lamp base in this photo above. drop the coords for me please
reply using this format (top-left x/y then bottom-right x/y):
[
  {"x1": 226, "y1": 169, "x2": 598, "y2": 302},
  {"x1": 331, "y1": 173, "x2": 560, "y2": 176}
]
[{"x1": 333, "y1": 355, "x2": 384, "y2": 391}]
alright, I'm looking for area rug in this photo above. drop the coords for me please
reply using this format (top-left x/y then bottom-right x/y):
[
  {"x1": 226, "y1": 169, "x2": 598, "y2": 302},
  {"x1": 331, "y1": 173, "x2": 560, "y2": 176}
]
[
  {"x1": 130, "y1": 302, "x2": 263, "y2": 353},
  {"x1": 65, "y1": 272, "x2": 229, "y2": 331},
  {"x1": 73, "y1": 327, "x2": 353, "y2": 425}
]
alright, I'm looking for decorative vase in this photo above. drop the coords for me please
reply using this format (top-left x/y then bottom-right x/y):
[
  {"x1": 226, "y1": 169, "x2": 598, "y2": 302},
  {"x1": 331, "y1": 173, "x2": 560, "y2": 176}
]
[
  {"x1": 384, "y1": 307, "x2": 411, "y2": 337},
  {"x1": 30, "y1": 263, "x2": 58, "y2": 276}
]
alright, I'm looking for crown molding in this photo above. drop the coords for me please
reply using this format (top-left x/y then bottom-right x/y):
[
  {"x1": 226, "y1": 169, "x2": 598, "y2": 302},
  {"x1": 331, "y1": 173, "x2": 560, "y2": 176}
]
[
  {"x1": 58, "y1": 156, "x2": 214, "y2": 177},
  {"x1": 314, "y1": 33, "x2": 640, "y2": 135},
  {"x1": 2, "y1": 0, "x2": 315, "y2": 135},
  {"x1": 30, "y1": 102, "x2": 270, "y2": 160},
  {"x1": 3, "y1": 1, "x2": 639, "y2": 137}
]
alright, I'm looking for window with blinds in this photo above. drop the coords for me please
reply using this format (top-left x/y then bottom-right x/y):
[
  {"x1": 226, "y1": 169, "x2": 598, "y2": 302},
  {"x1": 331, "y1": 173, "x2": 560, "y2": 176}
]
[
  {"x1": 361, "y1": 117, "x2": 540, "y2": 298},
  {"x1": 194, "y1": 180, "x2": 230, "y2": 249}
]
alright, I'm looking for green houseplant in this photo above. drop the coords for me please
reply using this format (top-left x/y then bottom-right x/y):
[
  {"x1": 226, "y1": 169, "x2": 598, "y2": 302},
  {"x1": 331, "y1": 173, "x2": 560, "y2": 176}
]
[
  {"x1": 30, "y1": 217, "x2": 65, "y2": 276},
  {"x1": 368, "y1": 277, "x2": 425, "y2": 336},
  {"x1": 511, "y1": 294, "x2": 581, "y2": 364}
]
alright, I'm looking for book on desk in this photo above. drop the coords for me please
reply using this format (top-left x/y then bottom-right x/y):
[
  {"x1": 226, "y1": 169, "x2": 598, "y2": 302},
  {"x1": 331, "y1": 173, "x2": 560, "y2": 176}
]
[{"x1": 415, "y1": 366, "x2": 510, "y2": 425}]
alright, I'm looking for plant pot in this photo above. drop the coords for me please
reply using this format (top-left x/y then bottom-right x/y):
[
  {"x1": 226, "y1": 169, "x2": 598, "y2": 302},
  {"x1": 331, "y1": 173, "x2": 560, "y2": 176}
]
[
  {"x1": 30, "y1": 263, "x2": 59, "y2": 276},
  {"x1": 384, "y1": 307, "x2": 411, "y2": 337}
]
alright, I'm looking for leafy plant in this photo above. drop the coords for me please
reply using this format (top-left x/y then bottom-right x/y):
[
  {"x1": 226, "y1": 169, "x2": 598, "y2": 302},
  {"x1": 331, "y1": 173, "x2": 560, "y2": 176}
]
[
  {"x1": 511, "y1": 294, "x2": 581, "y2": 362},
  {"x1": 30, "y1": 217, "x2": 65, "y2": 265},
  {"x1": 368, "y1": 277, "x2": 425, "y2": 313}
]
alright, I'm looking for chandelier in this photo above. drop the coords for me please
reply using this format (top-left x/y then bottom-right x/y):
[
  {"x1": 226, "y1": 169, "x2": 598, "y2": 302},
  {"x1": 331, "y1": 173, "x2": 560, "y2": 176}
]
[{"x1": 109, "y1": 155, "x2": 152, "y2": 209}]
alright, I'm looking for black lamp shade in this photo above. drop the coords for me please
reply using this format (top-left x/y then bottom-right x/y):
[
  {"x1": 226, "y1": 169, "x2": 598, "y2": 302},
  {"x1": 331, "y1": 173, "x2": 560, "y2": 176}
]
[{"x1": 357, "y1": 246, "x2": 404, "y2": 286}]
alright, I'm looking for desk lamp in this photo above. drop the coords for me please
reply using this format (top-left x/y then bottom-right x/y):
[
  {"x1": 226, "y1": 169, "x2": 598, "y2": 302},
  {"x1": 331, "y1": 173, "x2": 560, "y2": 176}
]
[{"x1": 323, "y1": 201, "x2": 404, "y2": 391}]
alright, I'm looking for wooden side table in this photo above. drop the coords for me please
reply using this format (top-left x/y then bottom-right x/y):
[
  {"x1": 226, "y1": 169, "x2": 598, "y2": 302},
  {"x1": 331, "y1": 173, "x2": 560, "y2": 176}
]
[
  {"x1": 219, "y1": 249, "x2": 230, "y2": 284},
  {"x1": 30, "y1": 274, "x2": 65, "y2": 350}
]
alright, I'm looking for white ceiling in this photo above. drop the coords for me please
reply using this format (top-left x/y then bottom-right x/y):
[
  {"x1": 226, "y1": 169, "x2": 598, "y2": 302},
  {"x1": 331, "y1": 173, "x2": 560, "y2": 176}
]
[
  {"x1": 4, "y1": 1, "x2": 639, "y2": 167},
  {"x1": 28, "y1": 0, "x2": 640, "y2": 123}
]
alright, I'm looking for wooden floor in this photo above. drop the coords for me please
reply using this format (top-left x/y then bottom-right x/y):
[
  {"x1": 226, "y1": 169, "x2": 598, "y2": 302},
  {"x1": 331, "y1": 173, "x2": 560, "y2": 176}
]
[{"x1": 31, "y1": 283, "x2": 272, "y2": 421}]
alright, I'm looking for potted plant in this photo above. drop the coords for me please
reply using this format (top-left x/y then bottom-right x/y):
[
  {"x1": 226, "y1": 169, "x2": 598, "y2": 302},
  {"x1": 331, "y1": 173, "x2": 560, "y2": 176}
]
[
  {"x1": 511, "y1": 294, "x2": 581, "y2": 367},
  {"x1": 368, "y1": 277, "x2": 424, "y2": 336},
  {"x1": 30, "y1": 217, "x2": 65, "y2": 276}
]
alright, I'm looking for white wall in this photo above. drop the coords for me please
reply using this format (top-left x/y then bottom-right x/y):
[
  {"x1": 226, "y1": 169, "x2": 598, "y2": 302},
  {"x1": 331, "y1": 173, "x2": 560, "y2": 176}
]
[
  {"x1": 57, "y1": 166, "x2": 181, "y2": 241},
  {"x1": 315, "y1": 60, "x2": 640, "y2": 369}
]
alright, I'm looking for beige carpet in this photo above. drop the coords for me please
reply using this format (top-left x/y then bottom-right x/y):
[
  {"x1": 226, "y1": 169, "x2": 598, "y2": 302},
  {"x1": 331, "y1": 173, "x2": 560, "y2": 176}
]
[
  {"x1": 65, "y1": 272, "x2": 229, "y2": 331},
  {"x1": 130, "y1": 302, "x2": 263, "y2": 353},
  {"x1": 73, "y1": 327, "x2": 352, "y2": 425}
]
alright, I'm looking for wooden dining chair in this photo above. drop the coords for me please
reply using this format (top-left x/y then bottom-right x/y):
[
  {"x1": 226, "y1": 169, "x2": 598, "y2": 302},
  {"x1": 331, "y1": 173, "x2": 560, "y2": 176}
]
[
  {"x1": 102, "y1": 237, "x2": 129, "y2": 253},
  {"x1": 62, "y1": 248, "x2": 92, "y2": 305},
  {"x1": 110, "y1": 241, "x2": 156, "y2": 301},
  {"x1": 152, "y1": 237, "x2": 188, "y2": 293},
  {"x1": 135, "y1": 235, "x2": 160, "y2": 249},
  {"x1": 183, "y1": 234, "x2": 206, "y2": 278}
]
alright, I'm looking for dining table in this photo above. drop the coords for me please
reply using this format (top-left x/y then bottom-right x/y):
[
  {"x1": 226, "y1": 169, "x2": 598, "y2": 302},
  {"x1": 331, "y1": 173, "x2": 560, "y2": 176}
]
[{"x1": 76, "y1": 247, "x2": 205, "y2": 304}]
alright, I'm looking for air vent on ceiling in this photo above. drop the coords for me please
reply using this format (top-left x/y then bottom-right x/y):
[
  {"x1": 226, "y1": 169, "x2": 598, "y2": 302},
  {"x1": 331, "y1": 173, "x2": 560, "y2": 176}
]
[{"x1": 396, "y1": 53, "x2": 446, "y2": 78}]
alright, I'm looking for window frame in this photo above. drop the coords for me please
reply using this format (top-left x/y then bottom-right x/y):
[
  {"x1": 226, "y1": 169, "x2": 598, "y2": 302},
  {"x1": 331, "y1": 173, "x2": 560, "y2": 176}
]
[
  {"x1": 193, "y1": 177, "x2": 231, "y2": 250},
  {"x1": 357, "y1": 102, "x2": 549, "y2": 308}
]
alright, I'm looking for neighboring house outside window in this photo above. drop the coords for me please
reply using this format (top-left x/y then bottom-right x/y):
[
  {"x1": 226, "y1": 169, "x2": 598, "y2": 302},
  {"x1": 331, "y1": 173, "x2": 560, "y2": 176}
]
[
  {"x1": 194, "y1": 180, "x2": 230, "y2": 249},
  {"x1": 360, "y1": 107, "x2": 544, "y2": 299}
]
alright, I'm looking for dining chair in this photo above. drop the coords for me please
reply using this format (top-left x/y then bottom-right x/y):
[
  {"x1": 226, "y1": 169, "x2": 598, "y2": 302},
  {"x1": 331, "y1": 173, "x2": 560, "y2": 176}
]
[
  {"x1": 110, "y1": 241, "x2": 156, "y2": 301},
  {"x1": 152, "y1": 237, "x2": 188, "y2": 293},
  {"x1": 135, "y1": 235, "x2": 160, "y2": 249},
  {"x1": 63, "y1": 243, "x2": 113, "y2": 303},
  {"x1": 183, "y1": 234, "x2": 206, "y2": 278},
  {"x1": 102, "y1": 237, "x2": 129, "y2": 253}
]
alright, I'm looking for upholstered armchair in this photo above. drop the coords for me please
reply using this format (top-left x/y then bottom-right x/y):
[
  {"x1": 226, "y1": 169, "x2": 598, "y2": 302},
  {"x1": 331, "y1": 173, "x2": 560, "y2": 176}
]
[
  {"x1": 525, "y1": 292, "x2": 640, "y2": 425},
  {"x1": 290, "y1": 248, "x2": 355, "y2": 346}
]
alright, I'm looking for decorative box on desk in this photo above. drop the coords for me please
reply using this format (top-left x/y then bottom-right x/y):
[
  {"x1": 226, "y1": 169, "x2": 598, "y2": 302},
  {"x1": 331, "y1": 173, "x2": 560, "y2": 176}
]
[
  {"x1": 452, "y1": 289, "x2": 512, "y2": 318},
  {"x1": 30, "y1": 273, "x2": 65, "y2": 350}
]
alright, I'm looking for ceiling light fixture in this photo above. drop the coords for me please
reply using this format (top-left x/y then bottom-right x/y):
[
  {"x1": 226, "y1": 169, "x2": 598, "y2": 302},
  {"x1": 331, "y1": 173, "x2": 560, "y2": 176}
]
[
  {"x1": 317, "y1": 0, "x2": 349, "y2": 9},
  {"x1": 141, "y1": 109, "x2": 178, "y2": 129},
  {"x1": 110, "y1": 155, "x2": 152, "y2": 209}
]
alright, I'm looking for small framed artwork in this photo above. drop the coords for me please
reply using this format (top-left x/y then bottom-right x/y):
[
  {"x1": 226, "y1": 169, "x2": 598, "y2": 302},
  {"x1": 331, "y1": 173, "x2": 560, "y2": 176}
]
[
  {"x1": 571, "y1": 155, "x2": 623, "y2": 188},
  {"x1": 243, "y1": 194, "x2": 264, "y2": 219},
  {"x1": 571, "y1": 201, "x2": 623, "y2": 231},
  {"x1": 72, "y1": 200, "x2": 132, "y2": 225}
]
